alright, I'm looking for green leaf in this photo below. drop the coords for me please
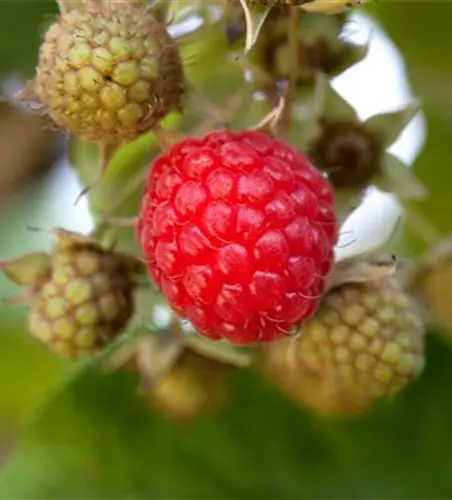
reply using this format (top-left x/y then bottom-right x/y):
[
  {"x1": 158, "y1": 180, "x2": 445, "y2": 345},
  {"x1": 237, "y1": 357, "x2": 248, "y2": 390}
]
[
  {"x1": 370, "y1": 2, "x2": 452, "y2": 80},
  {"x1": 0, "y1": 1, "x2": 57, "y2": 76},
  {"x1": 319, "y1": 75, "x2": 357, "y2": 122},
  {"x1": 363, "y1": 101, "x2": 421, "y2": 149},
  {"x1": 287, "y1": 76, "x2": 356, "y2": 151},
  {"x1": 333, "y1": 42, "x2": 368, "y2": 77},
  {"x1": 379, "y1": 153, "x2": 427, "y2": 200},
  {"x1": 1, "y1": 335, "x2": 452, "y2": 499},
  {"x1": 0, "y1": 331, "x2": 63, "y2": 426},
  {"x1": 0, "y1": 253, "x2": 51, "y2": 287}
]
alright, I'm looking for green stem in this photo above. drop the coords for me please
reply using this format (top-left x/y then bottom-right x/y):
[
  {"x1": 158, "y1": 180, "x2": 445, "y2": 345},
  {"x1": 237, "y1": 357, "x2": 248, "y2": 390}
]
[{"x1": 282, "y1": 5, "x2": 300, "y2": 133}]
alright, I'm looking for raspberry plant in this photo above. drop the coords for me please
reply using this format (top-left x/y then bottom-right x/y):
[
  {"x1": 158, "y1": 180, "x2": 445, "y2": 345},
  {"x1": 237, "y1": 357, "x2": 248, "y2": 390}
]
[{"x1": 1, "y1": 0, "x2": 452, "y2": 497}]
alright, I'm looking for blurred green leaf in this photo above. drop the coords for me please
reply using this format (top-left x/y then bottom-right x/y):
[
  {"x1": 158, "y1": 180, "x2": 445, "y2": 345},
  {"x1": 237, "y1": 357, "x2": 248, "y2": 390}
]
[
  {"x1": 370, "y1": 3, "x2": 452, "y2": 78},
  {"x1": 0, "y1": 332, "x2": 63, "y2": 425},
  {"x1": 1, "y1": 335, "x2": 452, "y2": 499},
  {"x1": 320, "y1": 76, "x2": 357, "y2": 122},
  {"x1": 380, "y1": 153, "x2": 427, "y2": 200},
  {"x1": 363, "y1": 101, "x2": 421, "y2": 149},
  {"x1": 0, "y1": 1, "x2": 57, "y2": 76}
]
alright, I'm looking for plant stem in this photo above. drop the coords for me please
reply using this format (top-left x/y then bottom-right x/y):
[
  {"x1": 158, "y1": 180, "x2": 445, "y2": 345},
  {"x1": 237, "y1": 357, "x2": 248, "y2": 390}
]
[
  {"x1": 73, "y1": 142, "x2": 117, "y2": 207},
  {"x1": 170, "y1": 313, "x2": 184, "y2": 340},
  {"x1": 282, "y1": 5, "x2": 300, "y2": 132}
]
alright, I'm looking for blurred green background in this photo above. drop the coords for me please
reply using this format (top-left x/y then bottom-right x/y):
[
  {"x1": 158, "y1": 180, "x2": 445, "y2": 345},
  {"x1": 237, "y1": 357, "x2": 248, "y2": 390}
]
[{"x1": 0, "y1": 1, "x2": 452, "y2": 498}]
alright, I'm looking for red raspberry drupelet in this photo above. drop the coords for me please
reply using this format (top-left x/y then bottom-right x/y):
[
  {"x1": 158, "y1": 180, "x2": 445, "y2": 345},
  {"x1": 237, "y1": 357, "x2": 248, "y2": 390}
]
[{"x1": 137, "y1": 130, "x2": 338, "y2": 344}]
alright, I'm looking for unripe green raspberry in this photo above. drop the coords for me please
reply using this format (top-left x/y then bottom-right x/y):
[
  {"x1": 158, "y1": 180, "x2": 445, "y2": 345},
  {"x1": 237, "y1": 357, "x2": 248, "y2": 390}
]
[
  {"x1": 261, "y1": 278, "x2": 425, "y2": 416},
  {"x1": 144, "y1": 350, "x2": 229, "y2": 422},
  {"x1": 409, "y1": 238, "x2": 452, "y2": 332},
  {"x1": 308, "y1": 120, "x2": 382, "y2": 190},
  {"x1": 32, "y1": 0, "x2": 184, "y2": 143},
  {"x1": 2, "y1": 229, "x2": 142, "y2": 359},
  {"x1": 239, "y1": 5, "x2": 364, "y2": 87}
]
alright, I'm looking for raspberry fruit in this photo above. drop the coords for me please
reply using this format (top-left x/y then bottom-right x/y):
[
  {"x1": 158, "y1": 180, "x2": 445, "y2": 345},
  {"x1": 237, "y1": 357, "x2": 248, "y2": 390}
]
[
  {"x1": 27, "y1": 0, "x2": 184, "y2": 144},
  {"x1": 261, "y1": 277, "x2": 425, "y2": 416},
  {"x1": 2, "y1": 229, "x2": 142, "y2": 359},
  {"x1": 137, "y1": 129, "x2": 337, "y2": 344}
]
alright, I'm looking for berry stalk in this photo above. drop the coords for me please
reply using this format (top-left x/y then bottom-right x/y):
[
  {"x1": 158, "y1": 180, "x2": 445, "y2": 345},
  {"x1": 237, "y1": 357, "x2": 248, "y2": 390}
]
[{"x1": 282, "y1": 5, "x2": 300, "y2": 132}]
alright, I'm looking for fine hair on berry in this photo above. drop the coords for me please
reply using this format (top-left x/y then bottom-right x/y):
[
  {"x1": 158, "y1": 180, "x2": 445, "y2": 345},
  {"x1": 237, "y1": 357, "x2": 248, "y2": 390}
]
[{"x1": 137, "y1": 129, "x2": 338, "y2": 344}]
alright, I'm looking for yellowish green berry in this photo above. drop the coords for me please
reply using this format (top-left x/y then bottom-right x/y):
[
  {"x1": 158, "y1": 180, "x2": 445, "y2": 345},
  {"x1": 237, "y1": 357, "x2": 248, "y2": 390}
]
[
  {"x1": 0, "y1": 229, "x2": 143, "y2": 359},
  {"x1": 28, "y1": 239, "x2": 141, "y2": 359},
  {"x1": 409, "y1": 238, "x2": 452, "y2": 333},
  {"x1": 261, "y1": 278, "x2": 425, "y2": 416},
  {"x1": 32, "y1": 0, "x2": 184, "y2": 143},
  {"x1": 144, "y1": 350, "x2": 229, "y2": 422}
]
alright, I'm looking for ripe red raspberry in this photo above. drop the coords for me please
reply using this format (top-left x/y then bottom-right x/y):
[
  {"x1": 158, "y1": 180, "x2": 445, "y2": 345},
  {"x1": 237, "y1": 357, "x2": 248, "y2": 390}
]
[{"x1": 137, "y1": 130, "x2": 337, "y2": 344}]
